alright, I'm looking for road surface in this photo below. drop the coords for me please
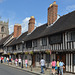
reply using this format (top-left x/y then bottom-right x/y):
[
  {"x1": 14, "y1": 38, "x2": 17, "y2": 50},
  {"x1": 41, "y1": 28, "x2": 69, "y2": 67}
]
[{"x1": 0, "y1": 64, "x2": 36, "y2": 75}]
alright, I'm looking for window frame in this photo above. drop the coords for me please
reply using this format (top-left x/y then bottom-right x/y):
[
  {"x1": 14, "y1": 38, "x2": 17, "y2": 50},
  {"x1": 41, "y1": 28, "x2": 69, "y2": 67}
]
[
  {"x1": 67, "y1": 31, "x2": 75, "y2": 42},
  {"x1": 1, "y1": 26, "x2": 4, "y2": 32},
  {"x1": 33, "y1": 40, "x2": 37, "y2": 47},
  {"x1": 49, "y1": 33, "x2": 63, "y2": 45},
  {"x1": 42, "y1": 37, "x2": 47, "y2": 46},
  {"x1": 26, "y1": 41, "x2": 32, "y2": 48}
]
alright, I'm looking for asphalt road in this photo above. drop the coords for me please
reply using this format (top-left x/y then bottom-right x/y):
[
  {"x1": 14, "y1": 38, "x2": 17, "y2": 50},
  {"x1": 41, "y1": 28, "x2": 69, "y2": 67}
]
[{"x1": 0, "y1": 64, "x2": 36, "y2": 75}]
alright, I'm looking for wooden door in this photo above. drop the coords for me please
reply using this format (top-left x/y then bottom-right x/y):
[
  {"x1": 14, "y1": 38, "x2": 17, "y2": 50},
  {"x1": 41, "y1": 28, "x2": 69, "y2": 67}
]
[
  {"x1": 62, "y1": 55, "x2": 66, "y2": 72},
  {"x1": 56, "y1": 54, "x2": 66, "y2": 72},
  {"x1": 32, "y1": 55, "x2": 35, "y2": 67}
]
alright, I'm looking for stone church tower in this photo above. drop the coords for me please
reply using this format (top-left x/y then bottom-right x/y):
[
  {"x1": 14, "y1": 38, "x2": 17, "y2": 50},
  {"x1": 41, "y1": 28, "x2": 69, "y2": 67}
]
[{"x1": 0, "y1": 21, "x2": 9, "y2": 40}]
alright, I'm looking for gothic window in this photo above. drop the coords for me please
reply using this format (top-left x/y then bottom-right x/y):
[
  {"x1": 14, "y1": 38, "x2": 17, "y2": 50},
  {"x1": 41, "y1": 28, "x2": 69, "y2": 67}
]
[{"x1": 1, "y1": 26, "x2": 4, "y2": 32}]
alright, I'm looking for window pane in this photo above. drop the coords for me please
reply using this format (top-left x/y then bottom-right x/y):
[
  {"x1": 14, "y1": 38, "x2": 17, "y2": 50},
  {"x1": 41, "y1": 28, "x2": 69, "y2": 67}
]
[
  {"x1": 26, "y1": 41, "x2": 32, "y2": 48},
  {"x1": 42, "y1": 37, "x2": 47, "y2": 46},
  {"x1": 49, "y1": 33, "x2": 63, "y2": 44},
  {"x1": 33, "y1": 40, "x2": 37, "y2": 47},
  {"x1": 71, "y1": 32, "x2": 75, "y2": 41},
  {"x1": 74, "y1": 54, "x2": 75, "y2": 65}
]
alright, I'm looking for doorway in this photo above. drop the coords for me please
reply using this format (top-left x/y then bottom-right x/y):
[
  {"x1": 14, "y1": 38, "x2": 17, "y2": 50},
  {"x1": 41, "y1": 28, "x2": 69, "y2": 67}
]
[
  {"x1": 56, "y1": 53, "x2": 66, "y2": 72},
  {"x1": 32, "y1": 55, "x2": 35, "y2": 67}
]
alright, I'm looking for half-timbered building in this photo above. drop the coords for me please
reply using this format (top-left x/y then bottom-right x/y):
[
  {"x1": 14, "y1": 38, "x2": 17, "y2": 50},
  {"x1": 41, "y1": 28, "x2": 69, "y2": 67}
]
[{"x1": 0, "y1": 1, "x2": 75, "y2": 73}]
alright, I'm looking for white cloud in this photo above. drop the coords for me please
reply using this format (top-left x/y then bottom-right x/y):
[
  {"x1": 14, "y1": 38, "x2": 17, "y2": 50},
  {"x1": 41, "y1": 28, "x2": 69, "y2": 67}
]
[
  {"x1": 9, "y1": 25, "x2": 14, "y2": 34},
  {"x1": 21, "y1": 17, "x2": 44, "y2": 33},
  {"x1": 9, "y1": 17, "x2": 30, "y2": 34},
  {"x1": 21, "y1": 17, "x2": 30, "y2": 33},
  {"x1": 37, "y1": 23, "x2": 43, "y2": 26},
  {"x1": 9, "y1": 17, "x2": 44, "y2": 34}
]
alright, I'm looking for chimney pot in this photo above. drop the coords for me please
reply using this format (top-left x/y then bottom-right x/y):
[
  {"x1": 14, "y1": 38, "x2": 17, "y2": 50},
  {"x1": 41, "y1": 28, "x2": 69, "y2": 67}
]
[
  {"x1": 50, "y1": 4, "x2": 53, "y2": 7},
  {"x1": 14, "y1": 24, "x2": 21, "y2": 38},
  {"x1": 48, "y1": 1, "x2": 58, "y2": 25},
  {"x1": 28, "y1": 16, "x2": 35, "y2": 33},
  {"x1": 31, "y1": 16, "x2": 34, "y2": 18},
  {"x1": 53, "y1": 1, "x2": 56, "y2": 5}
]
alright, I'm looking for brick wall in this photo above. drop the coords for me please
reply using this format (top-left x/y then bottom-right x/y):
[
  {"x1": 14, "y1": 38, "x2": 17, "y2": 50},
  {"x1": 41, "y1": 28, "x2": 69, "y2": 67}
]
[
  {"x1": 14, "y1": 24, "x2": 21, "y2": 38},
  {"x1": 48, "y1": 1, "x2": 58, "y2": 25},
  {"x1": 28, "y1": 16, "x2": 35, "y2": 33}
]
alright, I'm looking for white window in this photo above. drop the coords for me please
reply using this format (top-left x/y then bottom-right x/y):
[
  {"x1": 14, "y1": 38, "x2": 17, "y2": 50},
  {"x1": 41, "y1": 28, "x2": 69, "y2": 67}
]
[{"x1": 68, "y1": 31, "x2": 75, "y2": 41}]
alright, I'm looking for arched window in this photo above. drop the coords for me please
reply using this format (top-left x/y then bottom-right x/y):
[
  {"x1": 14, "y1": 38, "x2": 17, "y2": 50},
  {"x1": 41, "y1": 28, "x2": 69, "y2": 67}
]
[{"x1": 1, "y1": 26, "x2": 4, "y2": 32}]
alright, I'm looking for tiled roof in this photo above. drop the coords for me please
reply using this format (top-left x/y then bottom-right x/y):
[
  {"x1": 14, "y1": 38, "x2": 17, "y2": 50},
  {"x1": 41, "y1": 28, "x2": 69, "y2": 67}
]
[
  {"x1": 8, "y1": 11, "x2": 75, "y2": 46},
  {"x1": 40, "y1": 11, "x2": 75, "y2": 37},
  {"x1": 24, "y1": 23, "x2": 47, "y2": 41},
  {"x1": 0, "y1": 33, "x2": 13, "y2": 46},
  {"x1": 6, "y1": 38, "x2": 16, "y2": 46},
  {"x1": 8, "y1": 31, "x2": 28, "y2": 46}
]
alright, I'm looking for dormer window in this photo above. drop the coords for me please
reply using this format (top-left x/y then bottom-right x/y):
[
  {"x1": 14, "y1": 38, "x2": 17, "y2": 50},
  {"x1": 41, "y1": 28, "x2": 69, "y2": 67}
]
[{"x1": 1, "y1": 26, "x2": 4, "y2": 32}]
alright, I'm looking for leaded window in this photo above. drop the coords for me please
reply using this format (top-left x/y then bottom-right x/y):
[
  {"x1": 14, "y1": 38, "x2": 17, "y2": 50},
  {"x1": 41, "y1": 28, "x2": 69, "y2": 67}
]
[
  {"x1": 33, "y1": 40, "x2": 37, "y2": 47},
  {"x1": 12, "y1": 45, "x2": 16, "y2": 50},
  {"x1": 26, "y1": 41, "x2": 32, "y2": 48},
  {"x1": 42, "y1": 37, "x2": 47, "y2": 46},
  {"x1": 49, "y1": 33, "x2": 63, "y2": 44},
  {"x1": 67, "y1": 31, "x2": 75, "y2": 41},
  {"x1": 23, "y1": 43, "x2": 25, "y2": 49},
  {"x1": 18, "y1": 44, "x2": 20, "y2": 50}
]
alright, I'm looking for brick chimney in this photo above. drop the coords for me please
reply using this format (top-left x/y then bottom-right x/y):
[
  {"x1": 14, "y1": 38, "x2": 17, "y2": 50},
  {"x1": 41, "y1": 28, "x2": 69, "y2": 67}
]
[
  {"x1": 14, "y1": 24, "x2": 21, "y2": 38},
  {"x1": 48, "y1": 1, "x2": 58, "y2": 25},
  {"x1": 28, "y1": 16, "x2": 35, "y2": 33}
]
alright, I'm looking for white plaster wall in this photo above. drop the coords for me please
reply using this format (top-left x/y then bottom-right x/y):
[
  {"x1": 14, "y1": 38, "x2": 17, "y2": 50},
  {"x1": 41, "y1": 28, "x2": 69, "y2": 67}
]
[
  {"x1": 66, "y1": 54, "x2": 69, "y2": 71},
  {"x1": 74, "y1": 66, "x2": 75, "y2": 73},
  {"x1": 69, "y1": 54, "x2": 70, "y2": 72},
  {"x1": 71, "y1": 54, "x2": 73, "y2": 72}
]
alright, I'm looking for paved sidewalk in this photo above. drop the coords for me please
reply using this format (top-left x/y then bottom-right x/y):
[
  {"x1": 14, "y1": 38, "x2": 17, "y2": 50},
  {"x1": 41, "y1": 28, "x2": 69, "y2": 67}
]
[{"x1": 3, "y1": 63, "x2": 75, "y2": 75}]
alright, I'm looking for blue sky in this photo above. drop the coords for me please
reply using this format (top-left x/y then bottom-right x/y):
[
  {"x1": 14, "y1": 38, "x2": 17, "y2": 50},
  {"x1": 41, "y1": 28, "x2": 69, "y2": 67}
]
[{"x1": 0, "y1": 0, "x2": 75, "y2": 34}]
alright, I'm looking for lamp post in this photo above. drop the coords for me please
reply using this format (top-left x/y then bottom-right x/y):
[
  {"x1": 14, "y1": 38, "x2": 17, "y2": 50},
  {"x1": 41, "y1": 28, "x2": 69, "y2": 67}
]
[{"x1": 21, "y1": 40, "x2": 24, "y2": 68}]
